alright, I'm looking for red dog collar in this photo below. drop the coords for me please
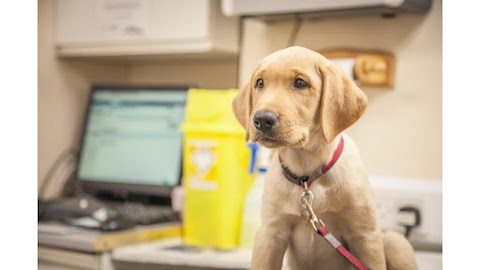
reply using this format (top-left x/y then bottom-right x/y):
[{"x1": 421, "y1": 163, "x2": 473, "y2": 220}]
[{"x1": 279, "y1": 136, "x2": 345, "y2": 186}]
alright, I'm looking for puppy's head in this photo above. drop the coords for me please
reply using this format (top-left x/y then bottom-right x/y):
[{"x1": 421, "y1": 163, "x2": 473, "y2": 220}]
[{"x1": 232, "y1": 46, "x2": 367, "y2": 148}]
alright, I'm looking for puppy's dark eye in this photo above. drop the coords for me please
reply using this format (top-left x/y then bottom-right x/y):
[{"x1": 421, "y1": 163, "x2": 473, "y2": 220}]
[
  {"x1": 294, "y1": 78, "x2": 308, "y2": 89},
  {"x1": 255, "y1": 79, "x2": 264, "y2": 89}
]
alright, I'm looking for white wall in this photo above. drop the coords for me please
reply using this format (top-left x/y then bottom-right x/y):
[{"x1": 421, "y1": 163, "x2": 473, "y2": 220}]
[{"x1": 127, "y1": 59, "x2": 238, "y2": 89}]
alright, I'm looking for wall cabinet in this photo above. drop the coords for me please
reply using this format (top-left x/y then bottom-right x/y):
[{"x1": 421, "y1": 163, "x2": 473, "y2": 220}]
[{"x1": 56, "y1": 0, "x2": 239, "y2": 59}]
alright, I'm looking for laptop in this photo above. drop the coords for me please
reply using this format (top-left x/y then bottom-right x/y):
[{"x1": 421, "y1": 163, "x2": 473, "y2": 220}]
[
  {"x1": 77, "y1": 85, "x2": 189, "y2": 199},
  {"x1": 42, "y1": 85, "x2": 190, "y2": 230}
]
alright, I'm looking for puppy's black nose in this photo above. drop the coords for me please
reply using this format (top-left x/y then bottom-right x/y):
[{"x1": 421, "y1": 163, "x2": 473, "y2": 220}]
[{"x1": 253, "y1": 110, "x2": 278, "y2": 132}]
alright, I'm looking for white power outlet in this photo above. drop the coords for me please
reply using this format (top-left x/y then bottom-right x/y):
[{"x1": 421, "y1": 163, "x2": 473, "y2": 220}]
[
  {"x1": 369, "y1": 176, "x2": 442, "y2": 245},
  {"x1": 375, "y1": 190, "x2": 427, "y2": 238}
]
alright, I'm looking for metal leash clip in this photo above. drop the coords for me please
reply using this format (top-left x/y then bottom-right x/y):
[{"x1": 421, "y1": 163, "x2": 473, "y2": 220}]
[{"x1": 300, "y1": 185, "x2": 325, "y2": 231}]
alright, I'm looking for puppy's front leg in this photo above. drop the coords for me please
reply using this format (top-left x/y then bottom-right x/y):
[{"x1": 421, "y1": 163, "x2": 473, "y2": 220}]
[
  {"x1": 251, "y1": 224, "x2": 290, "y2": 270},
  {"x1": 346, "y1": 230, "x2": 387, "y2": 270}
]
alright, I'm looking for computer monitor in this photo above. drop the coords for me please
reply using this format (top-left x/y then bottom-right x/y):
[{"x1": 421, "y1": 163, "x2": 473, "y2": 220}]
[{"x1": 76, "y1": 85, "x2": 189, "y2": 199}]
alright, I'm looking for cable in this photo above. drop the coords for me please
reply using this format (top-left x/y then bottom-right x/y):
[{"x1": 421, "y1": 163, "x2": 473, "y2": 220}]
[
  {"x1": 287, "y1": 15, "x2": 303, "y2": 47},
  {"x1": 397, "y1": 206, "x2": 421, "y2": 239},
  {"x1": 39, "y1": 147, "x2": 78, "y2": 201},
  {"x1": 60, "y1": 166, "x2": 80, "y2": 197}
]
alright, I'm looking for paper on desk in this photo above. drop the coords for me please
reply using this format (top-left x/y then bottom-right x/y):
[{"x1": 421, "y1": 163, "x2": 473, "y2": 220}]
[{"x1": 38, "y1": 223, "x2": 84, "y2": 235}]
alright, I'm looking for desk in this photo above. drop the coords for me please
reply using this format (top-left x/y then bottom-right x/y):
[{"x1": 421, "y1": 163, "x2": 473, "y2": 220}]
[
  {"x1": 38, "y1": 246, "x2": 114, "y2": 270},
  {"x1": 111, "y1": 238, "x2": 441, "y2": 270},
  {"x1": 38, "y1": 222, "x2": 182, "y2": 270},
  {"x1": 39, "y1": 223, "x2": 440, "y2": 270},
  {"x1": 112, "y1": 238, "x2": 252, "y2": 270}
]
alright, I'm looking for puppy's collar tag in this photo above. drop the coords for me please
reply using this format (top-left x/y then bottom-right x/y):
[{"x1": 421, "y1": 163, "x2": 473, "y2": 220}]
[{"x1": 279, "y1": 136, "x2": 344, "y2": 187}]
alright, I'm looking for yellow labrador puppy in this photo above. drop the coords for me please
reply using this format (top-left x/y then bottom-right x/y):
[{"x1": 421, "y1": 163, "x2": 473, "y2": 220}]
[{"x1": 232, "y1": 46, "x2": 418, "y2": 270}]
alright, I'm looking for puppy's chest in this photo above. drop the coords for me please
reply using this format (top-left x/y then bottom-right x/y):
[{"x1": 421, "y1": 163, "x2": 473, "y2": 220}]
[{"x1": 287, "y1": 212, "x2": 354, "y2": 270}]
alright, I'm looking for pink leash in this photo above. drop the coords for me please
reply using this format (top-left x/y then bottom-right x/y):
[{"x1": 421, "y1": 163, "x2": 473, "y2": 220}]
[
  {"x1": 300, "y1": 186, "x2": 370, "y2": 270},
  {"x1": 315, "y1": 225, "x2": 370, "y2": 270}
]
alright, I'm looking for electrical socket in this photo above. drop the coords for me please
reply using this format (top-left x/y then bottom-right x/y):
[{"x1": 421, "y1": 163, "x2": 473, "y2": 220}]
[
  {"x1": 375, "y1": 192, "x2": 427, "y2": 238},
  {"x1": 369, "y1": 176, "x2": 442, "y2": 245}
]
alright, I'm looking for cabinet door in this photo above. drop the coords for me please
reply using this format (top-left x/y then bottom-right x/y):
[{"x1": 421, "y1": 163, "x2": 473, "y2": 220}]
[
  {"x1": 57, "y1": 0, "x2": 210, "y2": 44},
  {"x1": 55, "y1": 0, "x2": 239, "y2": 58}
]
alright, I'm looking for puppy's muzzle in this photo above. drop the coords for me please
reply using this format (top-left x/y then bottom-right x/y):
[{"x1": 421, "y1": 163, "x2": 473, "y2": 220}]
[{"x1": 253, "y1": 110, "x2": 279, "y2": 133}]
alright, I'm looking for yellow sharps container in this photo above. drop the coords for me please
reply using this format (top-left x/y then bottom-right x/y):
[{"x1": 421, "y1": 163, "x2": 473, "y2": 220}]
[{"x1": 181, "y1": 89, "x2": 252, "y2": 249}]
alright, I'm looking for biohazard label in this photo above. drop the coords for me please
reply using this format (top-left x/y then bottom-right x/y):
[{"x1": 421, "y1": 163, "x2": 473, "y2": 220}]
[{"x1": 187, "y1": 140, "x2": 218, "y2": 190}]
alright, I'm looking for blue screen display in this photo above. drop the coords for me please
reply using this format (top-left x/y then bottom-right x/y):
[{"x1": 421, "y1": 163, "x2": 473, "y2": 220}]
[{"x1": 77, "y1": 89, "x2": 187, "y2": 187}]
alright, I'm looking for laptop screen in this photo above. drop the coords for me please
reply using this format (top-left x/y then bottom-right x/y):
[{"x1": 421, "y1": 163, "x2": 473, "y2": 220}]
[{"x1": 77, "y1": 85, "x2": 189, "y2": 198}]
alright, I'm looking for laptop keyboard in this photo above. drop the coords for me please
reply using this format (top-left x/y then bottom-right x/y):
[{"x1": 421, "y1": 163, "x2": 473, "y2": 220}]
[{"x1": 105, "y1": 200, "x2": 179, "y2": 225}]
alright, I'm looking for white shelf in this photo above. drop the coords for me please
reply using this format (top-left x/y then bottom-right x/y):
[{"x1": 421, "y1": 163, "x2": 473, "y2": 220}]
[{"x1": 56, "y1": 0, "x2": 239, "y2": 59}]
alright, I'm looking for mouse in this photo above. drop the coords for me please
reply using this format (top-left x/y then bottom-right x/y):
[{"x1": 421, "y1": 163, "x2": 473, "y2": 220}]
[
  {"x1": 100, "y1": 215, "x2": 136, "y2": 231},
  {"x1": 64, "y1": 207, "x2": 136, "y2": 231}
]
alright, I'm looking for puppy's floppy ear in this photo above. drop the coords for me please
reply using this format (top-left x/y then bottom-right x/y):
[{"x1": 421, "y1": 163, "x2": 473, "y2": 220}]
[
  {"x1": 232, "y1": 82, "x2": 253, "y2": 140},
  {"x1": 317, "y1": 55, "x2": 368, "y2": 143}
]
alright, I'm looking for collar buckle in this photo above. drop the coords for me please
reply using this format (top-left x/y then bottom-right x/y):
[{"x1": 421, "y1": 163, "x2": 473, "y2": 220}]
[
  {"x1": 301, "y1": 180, "x2": 309, "y2": 191},
  {"x1": 299, "y1": 177, "x2": 310, "y2": 188}
]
